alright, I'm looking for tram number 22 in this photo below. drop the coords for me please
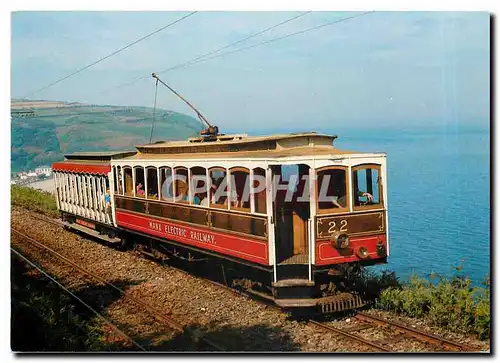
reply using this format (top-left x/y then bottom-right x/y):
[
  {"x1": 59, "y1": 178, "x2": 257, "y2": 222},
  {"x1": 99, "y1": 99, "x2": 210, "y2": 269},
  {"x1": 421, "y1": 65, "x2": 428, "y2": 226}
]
[{"x1": 328, "y1": 220, "x2": 348, "y2": 234}]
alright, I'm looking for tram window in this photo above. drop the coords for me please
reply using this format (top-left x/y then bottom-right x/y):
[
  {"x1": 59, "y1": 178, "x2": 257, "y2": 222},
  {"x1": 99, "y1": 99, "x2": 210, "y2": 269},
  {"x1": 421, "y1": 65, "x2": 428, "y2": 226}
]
[
  {"x1": 146, "y1": 167, "x2": 159, "y2": 199},
  {"x1": 160, "y1": 167, "x2": 173, "y2": 201},
  {"x1": 190, "y1": 167, "x2": 208, "y2": 206},
  {"x1": 352, "y1": 165, "x2": 381, "y2": 208},
  {"x1": 317, "y1": 168, "x2": 348, "y2": 212},
  {"x1": 209, "y1": 168, "x2": 228, "y2": 208},
  {"x1": 123, "y1": 167, "x2": 133, "y2": 196},
  {"x1": 174, "y1": 167, "x2": 189, "y2": 203},
  {"x1": 134, "y1": 167, "x2": 145, "y2": 198},
  {"x1": 253, "y1": 168, "x2": 267, "y2": 214},
  {"x1": 230, "y1": 168, "x2": 250, "y2": 211}
]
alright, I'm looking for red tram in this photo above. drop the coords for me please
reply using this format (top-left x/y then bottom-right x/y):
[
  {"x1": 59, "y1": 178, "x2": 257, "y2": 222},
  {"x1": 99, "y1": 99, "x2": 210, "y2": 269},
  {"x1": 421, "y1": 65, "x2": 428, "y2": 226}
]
[{"x1": 52, "y1": 131, "x2": 388, "y2": 313}]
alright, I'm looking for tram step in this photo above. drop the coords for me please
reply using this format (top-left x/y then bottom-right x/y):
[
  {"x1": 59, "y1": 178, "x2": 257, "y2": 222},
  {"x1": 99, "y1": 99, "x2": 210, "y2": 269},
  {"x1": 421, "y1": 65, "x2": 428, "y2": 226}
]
[
  {"x1": 276, "y1": 264, "x2": 309, "y2": 280},
  {"x1": 273, "y1": 284, "x2": 315, "y2": 299},
  {"x1": 272, "y1": 279, "x2": 315, "y2": 287}
]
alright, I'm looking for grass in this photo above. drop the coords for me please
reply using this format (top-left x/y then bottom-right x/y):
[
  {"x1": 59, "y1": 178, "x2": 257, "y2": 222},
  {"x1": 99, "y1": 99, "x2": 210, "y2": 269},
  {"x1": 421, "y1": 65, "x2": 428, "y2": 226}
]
[{"x1": 11, "y1": 185, "x2": 59, "y2": 218}]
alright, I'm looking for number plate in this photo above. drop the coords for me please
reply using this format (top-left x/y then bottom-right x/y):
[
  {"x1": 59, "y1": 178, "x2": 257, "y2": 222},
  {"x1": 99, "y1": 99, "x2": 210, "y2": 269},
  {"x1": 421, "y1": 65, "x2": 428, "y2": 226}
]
[{"x1": 316, "y1": 211, "x2": 385, "y2": 239}]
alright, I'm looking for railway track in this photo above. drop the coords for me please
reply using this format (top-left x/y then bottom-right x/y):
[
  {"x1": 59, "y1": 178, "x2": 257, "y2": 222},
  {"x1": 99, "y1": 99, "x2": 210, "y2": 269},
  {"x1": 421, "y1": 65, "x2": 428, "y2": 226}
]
[
  {"x1": 309, "y1": 312, "x2": 477, "y2": 352},
  {"x1": 11, "y1": 248, "x2": 147, "y2": 351},
  {"x1": 11, "y1": 227, "x2": 225, "y2": 352},
  {"x1": 14, "y1": 212, "x2": 482, "y2": 352}
]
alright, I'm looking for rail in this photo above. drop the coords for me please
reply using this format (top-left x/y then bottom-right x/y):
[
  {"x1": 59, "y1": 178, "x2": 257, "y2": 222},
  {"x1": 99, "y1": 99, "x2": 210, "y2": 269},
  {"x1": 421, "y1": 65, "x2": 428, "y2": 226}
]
[{"x1": 11, "y1": 227, "x2": 225, "y2": 351}]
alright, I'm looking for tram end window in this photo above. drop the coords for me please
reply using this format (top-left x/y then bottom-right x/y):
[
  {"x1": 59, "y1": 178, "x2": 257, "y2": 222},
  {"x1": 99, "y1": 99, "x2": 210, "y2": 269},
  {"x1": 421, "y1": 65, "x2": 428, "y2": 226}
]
[
  {"x1": 317, "y1": 168, "x2": 348, "y2": 212},
  {"x1": 352, "y1": 166, "x2": 381, "y2": 207}
]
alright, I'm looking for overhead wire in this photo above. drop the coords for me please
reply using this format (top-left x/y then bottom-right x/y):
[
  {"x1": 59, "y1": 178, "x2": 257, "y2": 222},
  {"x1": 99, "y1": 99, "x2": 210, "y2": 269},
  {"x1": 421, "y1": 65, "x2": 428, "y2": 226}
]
[
  {"x1": 98, "y1": 11, "x2": 312, "y2": 95},
  {"x1": 164, "y1": 11, "x2": 375, "y2": 72},
  {"x1": 22, "y1": 11, "x2": 198, "y2": 99}
]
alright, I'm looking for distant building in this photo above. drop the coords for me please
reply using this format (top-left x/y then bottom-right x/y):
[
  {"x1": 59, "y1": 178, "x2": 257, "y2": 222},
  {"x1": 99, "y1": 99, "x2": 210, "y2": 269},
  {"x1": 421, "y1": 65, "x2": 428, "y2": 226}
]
[
  {"x1": 35, "y1": 166, "x2": 52, "y2": 176},
  {"x1": 27, "y1": 171, "x2": 37, "y2": 177}
]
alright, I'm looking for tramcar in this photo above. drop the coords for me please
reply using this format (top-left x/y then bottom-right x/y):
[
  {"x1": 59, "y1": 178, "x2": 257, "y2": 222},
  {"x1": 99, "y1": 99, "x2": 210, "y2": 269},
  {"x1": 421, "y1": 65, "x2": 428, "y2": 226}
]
[{"x1": 52, "y1": 131, "x2": 388, "y2": 313}]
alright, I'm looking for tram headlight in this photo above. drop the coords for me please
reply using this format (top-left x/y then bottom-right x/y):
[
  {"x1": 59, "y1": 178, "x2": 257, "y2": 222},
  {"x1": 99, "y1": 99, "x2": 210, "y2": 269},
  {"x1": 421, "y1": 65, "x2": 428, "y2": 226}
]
[
  {"x1": 356, "y1": 246, "x2": 369, "y2": 259},
  {"x1": 331, "y1": 231, "x2": 350, "y2": 249}
]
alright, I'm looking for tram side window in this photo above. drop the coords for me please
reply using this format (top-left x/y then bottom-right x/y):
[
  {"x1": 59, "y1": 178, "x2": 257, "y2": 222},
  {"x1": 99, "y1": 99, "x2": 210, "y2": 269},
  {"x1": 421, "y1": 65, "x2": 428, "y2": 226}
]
[
  {"x1": 146, "y1": 167, "x2": 159, "y2": 199},
  {"x1": 174, "y1": 167, "x2": 189, "y2": 203},
  {"x1": 190, "y1": 167, "x2": 208, "y2": 206},
  {"x1": 134, "y1": 167, "x2": 145, "y2": 198},
  {"x1": 230, "y1": 168, "x2": 250, "y2": 211},
  {"x1": 113, "y1": 167, "x2": 118, "y2": 193},
  {"x1": 352, "y1": 166, "x2": 381, "y2": 207},
  {"x1": 123, "y1": 167, "x2": 133, "y2": 196},
  {"x1": 160, "y1": 167, "x2": 173, "y2": 201},
  {"x1": 209, "y1": 168, "x2": 228, "y2": 208},
  {"x1": 253, "y1": 168, "x2": 267, "y2": 214},
  {"x1": 317, "y1": 168, "x2": 348, "y2": 212}
]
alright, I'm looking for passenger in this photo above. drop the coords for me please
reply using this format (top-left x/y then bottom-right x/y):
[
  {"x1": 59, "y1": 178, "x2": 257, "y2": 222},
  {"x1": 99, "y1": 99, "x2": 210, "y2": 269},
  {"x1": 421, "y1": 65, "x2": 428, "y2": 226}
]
[
  {"x1": 104, "y1": 189, "x2": 111, "y2": 208},
  {"x1": 192, "y1": 194, "x2": 201, "y2": 205},
  {"x1": 136, "y1": 182, "x2": 145, "y2": 196},
  {"x1": 357, "y1": 191, "x2": 374, "y2": 204},
  {"x1": 104, "y1": 189, "x2": 112, "y2": 224},
  {"x1": 199, "y1": 195, "x2": 209, "y2": 206}
]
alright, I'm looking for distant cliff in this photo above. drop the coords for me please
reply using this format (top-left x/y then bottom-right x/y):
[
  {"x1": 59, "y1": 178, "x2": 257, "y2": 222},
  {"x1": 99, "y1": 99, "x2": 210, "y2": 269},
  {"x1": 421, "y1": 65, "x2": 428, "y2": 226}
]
[{"x1": 11, "y1": 100, "x2": 202, "y2": 172}]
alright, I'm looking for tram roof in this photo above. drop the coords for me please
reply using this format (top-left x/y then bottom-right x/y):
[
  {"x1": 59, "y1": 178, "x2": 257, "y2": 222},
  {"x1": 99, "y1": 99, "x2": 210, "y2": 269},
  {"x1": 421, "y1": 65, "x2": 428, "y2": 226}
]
[
  {"x1": 64, "y1": 151, "x2": 137, "y2": 161},
  {"x1": 135, "y1": 132, "x2": 341, "y2": 156}
]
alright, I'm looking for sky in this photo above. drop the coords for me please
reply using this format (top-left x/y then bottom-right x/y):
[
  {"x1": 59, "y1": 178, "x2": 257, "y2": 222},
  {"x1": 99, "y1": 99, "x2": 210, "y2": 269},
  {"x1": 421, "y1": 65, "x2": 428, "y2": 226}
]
[{"x1": 11, "y1": 11, "x2": 490, "y2": 132}]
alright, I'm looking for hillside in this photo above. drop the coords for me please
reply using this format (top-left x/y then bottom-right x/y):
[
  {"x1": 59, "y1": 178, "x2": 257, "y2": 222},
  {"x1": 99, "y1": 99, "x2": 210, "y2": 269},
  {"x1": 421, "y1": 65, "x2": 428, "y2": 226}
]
[{"x1": 11, "y1": 100, "x2": 203, "y2": 172}]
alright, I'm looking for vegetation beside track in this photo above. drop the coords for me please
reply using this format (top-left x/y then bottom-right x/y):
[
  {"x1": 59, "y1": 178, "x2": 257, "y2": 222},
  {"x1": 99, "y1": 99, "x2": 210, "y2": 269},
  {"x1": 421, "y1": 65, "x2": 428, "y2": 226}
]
[
  {"x1": 376, "y1": 272, "x2": 490, "y2": 340},
  {"x1": 11, "y1": 185, "x2": 59, "y2": 218}
]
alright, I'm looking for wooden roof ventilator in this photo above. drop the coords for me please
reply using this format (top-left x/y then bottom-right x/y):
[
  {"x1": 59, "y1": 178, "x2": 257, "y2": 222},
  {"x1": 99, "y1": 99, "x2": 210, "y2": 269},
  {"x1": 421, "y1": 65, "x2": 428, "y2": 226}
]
[{"x1": 151, "y1": 72, "x2": 220, "y2": 141}]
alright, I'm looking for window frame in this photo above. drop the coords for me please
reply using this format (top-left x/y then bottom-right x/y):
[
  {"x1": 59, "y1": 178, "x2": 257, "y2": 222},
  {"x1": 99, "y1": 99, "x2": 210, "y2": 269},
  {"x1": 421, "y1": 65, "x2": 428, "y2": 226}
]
[
  {"x1": 229, "y1": 166, "x2": 251, "y2": 212},
  {"x1": 352, "y1": 163, "x2": 384, "y2": 211},
  {"x1": 173, "y1": 166, "x2": 189, "y2": 204},
  {"x1": 159, "y1": 166, "x2": 173, "y2": 201},
  {"x1": 252, "y1": 167, "x2": 267, "y2": 216},
  {"x1": 133, "y1": 166, "x2": 145, "y2": 198},
  {"x1": 316, "y1": 165, "x2": 350, "y2": 215},
  {"x1": 122, "y1": 166, "x2": 133, "y2": 196},
  {"x1": 145, "y1": 166, "x2": 159, "y2": 200},
  {"x1": 208, "y1": 166, "x2": 228, "y2": 209},
  {"x1": 190, "y1": 166, "x2": 209, "y2": 208}
]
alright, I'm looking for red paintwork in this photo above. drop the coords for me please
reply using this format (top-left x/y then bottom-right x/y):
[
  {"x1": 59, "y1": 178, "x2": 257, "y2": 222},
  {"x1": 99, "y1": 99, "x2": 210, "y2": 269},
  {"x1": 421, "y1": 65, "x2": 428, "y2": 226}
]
[
  {"x1": 315, "y1": 234, "x2": 387, "y2": 266},
  {"x1": 115, "y1": 210, "x2": 269, "y2": 265},
  {"x1": 52, "y1": 162, "x2": 111, "y2": 175}
]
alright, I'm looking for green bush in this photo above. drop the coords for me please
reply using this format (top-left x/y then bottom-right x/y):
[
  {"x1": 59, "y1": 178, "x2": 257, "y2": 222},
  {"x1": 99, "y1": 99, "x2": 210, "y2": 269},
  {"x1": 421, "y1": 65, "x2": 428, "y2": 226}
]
[
  {"x1": 377, "y1": 272, "x2": 490, "y2": 340},
  {"x1": 11, "y1": 185, "x2": 59, "y2": 218}
]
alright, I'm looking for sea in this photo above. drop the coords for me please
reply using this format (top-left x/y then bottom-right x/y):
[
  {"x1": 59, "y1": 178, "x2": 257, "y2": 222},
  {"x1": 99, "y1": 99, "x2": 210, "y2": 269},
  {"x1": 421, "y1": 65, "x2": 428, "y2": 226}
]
[{"x1": 331, "y1": 124, "x2": 491, "y2": 284}]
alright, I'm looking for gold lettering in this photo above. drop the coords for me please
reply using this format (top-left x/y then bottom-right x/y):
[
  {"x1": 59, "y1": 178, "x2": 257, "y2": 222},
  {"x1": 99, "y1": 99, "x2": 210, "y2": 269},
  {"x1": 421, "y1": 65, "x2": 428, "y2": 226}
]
[
  {"x1": 328, "y1": 221, "x2": 336, "y2": 234},
  {"x1": 340, "y1": 219, "x2": 348, "y2": 232}
]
